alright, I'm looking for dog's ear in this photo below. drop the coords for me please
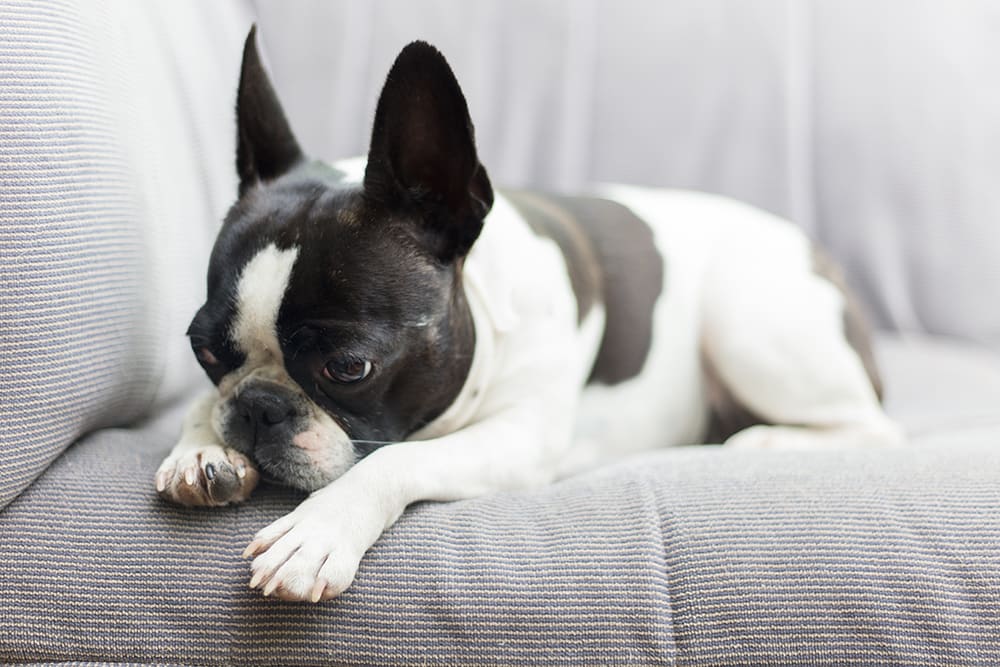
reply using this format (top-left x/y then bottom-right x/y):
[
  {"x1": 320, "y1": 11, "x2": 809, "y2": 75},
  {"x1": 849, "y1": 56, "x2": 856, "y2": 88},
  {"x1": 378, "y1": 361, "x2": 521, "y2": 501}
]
[
  {"x1": 364, "y1": 41, "x2": 493, "y2": 262},
  {"x1": 236, "y1": 25, "x2": 303, "y2": 196}
]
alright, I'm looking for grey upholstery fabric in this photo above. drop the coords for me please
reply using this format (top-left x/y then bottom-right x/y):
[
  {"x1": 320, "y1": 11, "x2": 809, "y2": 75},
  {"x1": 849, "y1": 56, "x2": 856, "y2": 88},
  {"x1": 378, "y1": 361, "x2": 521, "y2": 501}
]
[
  {"x1": 253, "y1": 0, "x2": 1000, "y2": 348},
  {"x1": 0, "y1": 0, "x2": 154, "y2": 508},
  {"x1": 0, "y1": 0, "x2": 248, "y2": 509},
  {"x1": 2, "y1": 337, "x2": 1000, "y2": 666}
]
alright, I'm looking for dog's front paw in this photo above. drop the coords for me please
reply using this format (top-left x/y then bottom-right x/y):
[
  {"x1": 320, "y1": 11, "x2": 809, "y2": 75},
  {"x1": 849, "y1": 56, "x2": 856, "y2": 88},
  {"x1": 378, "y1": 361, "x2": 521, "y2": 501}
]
[
  {"x1": 242, "y1": 489, "x2": 384, "y2": 602},
  {"x1": 155, "y1": 445, "x2": 260, "y2": 507}
]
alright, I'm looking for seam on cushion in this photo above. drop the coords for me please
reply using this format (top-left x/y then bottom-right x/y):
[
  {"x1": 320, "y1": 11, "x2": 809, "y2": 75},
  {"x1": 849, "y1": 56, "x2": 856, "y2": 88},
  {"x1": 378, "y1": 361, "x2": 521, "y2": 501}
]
[{"x1": 640, "y1": 475, "x2": 680, "y2": 666}]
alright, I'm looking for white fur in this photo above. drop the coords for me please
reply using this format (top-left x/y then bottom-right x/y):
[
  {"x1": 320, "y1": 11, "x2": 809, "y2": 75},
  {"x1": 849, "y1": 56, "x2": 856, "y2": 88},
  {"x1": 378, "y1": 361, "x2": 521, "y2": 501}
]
[
  {"x1": 598, "y1": 186, "x2": 901, "y2": 450},
  {"x1": 230, "y1": 243, "x2": 299, "y2": 363},
  {"x1": 216, "y1": 243, "x2": 304, "y2": 425},
  {"x1": 179, "y1": 178, "x2": 901, "y2": 601},
  {"x1": 332, "y1": 155, "x2": 366, "y2": 184},
  {"x1": 158, "y1": 391, "x2": 226, "y2": 479}
]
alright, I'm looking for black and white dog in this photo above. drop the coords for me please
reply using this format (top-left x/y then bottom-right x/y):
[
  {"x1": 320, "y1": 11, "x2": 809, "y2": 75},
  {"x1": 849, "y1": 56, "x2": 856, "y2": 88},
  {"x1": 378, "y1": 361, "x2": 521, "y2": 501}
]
[{"x1": 156, "y1": 28, "x2": 902, "y2": 602}]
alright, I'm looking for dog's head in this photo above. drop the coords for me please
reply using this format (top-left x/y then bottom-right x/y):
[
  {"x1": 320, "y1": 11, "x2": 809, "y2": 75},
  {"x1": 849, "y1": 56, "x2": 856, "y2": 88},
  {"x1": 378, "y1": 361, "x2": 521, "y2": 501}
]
[{"x1": 187, "y1": 28, "x2": 492, "y2": 491}]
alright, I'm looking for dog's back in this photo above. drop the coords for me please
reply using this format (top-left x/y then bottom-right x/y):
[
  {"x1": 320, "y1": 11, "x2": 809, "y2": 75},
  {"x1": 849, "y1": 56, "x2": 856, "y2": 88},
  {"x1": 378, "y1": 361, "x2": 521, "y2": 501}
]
[{"x1": 457, "y1": 185, "x2": 896, "y2": 476}]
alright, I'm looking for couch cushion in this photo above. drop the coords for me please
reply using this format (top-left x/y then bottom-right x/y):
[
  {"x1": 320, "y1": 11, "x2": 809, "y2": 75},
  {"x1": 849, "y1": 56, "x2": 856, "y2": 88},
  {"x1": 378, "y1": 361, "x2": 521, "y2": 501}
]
[
  {"x1": 877, "y1": 334, "x2": 1000, "y2": 448},
  {"x1": 2, "y1": 335, "x2": 1000, "y2": 665},
  {"x1": 0, "y1": 1, "x2": 249, "y2": 509}
]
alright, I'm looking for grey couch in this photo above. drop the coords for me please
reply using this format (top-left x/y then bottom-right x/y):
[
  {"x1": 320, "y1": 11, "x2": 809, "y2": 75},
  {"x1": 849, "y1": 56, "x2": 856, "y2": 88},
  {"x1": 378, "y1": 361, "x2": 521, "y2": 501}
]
[{"x1": 3, "y1": 1, "x2": 1000, "y2": 664}]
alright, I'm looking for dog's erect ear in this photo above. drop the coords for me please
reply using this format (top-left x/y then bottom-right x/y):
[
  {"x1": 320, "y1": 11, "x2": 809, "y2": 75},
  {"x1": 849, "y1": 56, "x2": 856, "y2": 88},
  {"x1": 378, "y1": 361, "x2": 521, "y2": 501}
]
[
  {"x1": 364, "y1": 41, "x2": 493, "y2": 262},
  {"x1": 236, "y1": 25, "x2": 303, "y2": 196}
]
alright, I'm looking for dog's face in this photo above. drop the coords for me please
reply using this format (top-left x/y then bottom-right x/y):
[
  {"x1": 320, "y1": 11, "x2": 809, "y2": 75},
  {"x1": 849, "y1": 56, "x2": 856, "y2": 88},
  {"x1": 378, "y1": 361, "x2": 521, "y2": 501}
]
[{"x1": 186, "y1": 30, "x2": 493, "y2": 492}]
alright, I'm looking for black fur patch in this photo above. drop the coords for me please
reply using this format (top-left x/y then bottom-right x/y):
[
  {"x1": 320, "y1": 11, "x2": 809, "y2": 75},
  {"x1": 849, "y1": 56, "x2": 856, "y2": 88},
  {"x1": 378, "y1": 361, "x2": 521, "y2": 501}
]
[{"x1": 505, "y1": 191, "x2": 664, "y2": 385}]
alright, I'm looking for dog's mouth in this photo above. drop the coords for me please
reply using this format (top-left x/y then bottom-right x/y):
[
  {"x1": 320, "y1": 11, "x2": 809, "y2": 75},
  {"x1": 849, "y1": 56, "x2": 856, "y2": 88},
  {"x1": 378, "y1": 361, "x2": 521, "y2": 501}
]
[
  {"x1": 240, "y1": 431, "x2": 360, "y2": 493},
  {"x1": 249, "y1": 438, "x2": 395, "y2": 491},
  {"x1": 215, "y1": 388, "x2": 370, "y2": 491},
  {"x1": 253, "y1": 468, "x2": 283, "y2": 486},
  {"x1": 250, "y1": 445, "x2": 286, "y2": 485},
  {"x1": 256, "y1": 469, "x2": 288, "y2": 487},
  {"x1": 251, "y1": 454, "x2": 336, "y2": 492}
]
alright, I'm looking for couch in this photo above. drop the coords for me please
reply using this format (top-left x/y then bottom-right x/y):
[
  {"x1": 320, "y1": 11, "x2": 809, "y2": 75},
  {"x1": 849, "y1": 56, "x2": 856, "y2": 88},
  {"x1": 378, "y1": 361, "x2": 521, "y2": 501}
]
[{"x1": 2, "y1": 1, "x2": 1000, "y2": 664}]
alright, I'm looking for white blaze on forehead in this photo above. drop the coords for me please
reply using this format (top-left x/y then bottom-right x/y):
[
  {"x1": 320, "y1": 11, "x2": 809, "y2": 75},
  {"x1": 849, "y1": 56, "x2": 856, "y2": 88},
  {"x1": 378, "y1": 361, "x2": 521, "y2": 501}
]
[
  {"x1": 231, "y1": 243, "x2": 300, "y2": 359},
  {"x1": 332, "y1": 156, "x2": 366, "y2": 184}
]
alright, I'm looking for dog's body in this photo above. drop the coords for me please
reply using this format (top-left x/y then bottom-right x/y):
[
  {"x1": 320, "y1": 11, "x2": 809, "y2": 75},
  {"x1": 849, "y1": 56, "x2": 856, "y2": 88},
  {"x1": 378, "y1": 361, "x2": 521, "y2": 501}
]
[{"x1": 155, "y1": 30, "x2": 901, "y2": 602}]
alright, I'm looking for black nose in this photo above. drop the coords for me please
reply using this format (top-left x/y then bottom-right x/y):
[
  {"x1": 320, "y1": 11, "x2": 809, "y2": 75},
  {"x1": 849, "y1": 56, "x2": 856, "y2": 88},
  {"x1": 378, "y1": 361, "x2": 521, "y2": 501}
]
[{"x1": 235, "y1": 386, "x2": 296, "y2": 428}]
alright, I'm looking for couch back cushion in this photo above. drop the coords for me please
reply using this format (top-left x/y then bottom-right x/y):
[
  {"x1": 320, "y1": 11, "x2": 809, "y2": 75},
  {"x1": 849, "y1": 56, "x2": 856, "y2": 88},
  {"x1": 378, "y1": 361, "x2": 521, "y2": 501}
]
[
  {"x1": 0, "y1": 0, "x2": 250, "y2": 508},
  {"x1": 256, "y1": 0, "x2": 1000, "y2": 349}
]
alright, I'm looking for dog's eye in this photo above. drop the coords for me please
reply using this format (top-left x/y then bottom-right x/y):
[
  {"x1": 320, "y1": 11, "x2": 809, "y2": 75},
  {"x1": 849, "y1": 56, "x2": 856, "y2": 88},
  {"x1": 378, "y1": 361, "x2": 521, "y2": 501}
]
[
  {"x1": 323, "y1": 357, "x2": 372, "y2": 384},
  {"x1": 195, "y1": 346, "x2": 219, "y2": 366}
]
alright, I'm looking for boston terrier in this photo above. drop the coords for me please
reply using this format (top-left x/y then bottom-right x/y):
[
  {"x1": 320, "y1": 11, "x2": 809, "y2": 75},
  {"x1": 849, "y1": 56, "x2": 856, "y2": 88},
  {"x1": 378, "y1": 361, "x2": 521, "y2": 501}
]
[{"x1": 155, "y1": 27, "x2": 902, "y2": 602}]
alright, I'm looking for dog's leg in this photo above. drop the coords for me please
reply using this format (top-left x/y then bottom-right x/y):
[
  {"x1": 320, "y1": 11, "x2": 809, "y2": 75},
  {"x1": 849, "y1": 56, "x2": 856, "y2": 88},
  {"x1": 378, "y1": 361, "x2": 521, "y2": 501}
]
[
  {"x1": 155, "y1": 392, "x2": 260, "y2": 506},
  {"x1": 701, "y1": 234, "x2": 904, "y2": 450},
  {"x1": 242, "y1": 403, "x2": 570, "y2": 602}
]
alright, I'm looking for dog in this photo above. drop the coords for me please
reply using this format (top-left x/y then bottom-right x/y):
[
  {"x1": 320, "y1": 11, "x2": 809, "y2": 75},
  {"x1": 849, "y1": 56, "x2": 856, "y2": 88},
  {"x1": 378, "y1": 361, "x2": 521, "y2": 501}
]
[{"x1": 155, "y1": 26, "x2": 902, "y2": 602}]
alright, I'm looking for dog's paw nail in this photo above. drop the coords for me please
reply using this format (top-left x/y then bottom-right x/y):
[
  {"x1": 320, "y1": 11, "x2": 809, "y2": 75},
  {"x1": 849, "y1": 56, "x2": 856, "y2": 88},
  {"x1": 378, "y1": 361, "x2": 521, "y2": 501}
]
[
  {"x1": 263, "y1": 577, "x2": 280, "y2": 597},
  {"x1": 242, "y1": 541, "x2": 260, "y2": 559},
  {"x1": 249, "y1": 569, "x2": 266, "y2": 589},
  {"x1": 155, "y1": 472, "x2": 167, "y2": 493},
  {"x1": 205, "y1": 463, "x2": 216, "y2": 480},
  {"x1": 310, "y1": 579, "x2": 327, "y2": 603},
  {"x1": 236, "y1": 462, "x2": 247, "y2": 479},
  {"x1": 184, "y1": 468, "x2": 197, "y2": 485}
]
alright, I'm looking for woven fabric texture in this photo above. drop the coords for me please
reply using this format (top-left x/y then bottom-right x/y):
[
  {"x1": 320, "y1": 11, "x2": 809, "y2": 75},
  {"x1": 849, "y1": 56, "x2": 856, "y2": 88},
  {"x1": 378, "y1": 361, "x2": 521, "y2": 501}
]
[
  {"x1": 0, "y1": 1, "x2": 153, "y2": 508},
  {"x1": 2, "y1": 392, "x2": 1000, "y2": 666},
  {"x1": 0, "y1": 0, "x2": 247, "y2": 509}
]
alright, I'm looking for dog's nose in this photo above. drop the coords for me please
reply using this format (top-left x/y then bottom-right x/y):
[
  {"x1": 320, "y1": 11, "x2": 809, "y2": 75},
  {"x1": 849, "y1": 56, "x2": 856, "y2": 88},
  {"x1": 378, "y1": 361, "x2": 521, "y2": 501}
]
[{"x1": 235, "y1": 386, "x2": 296, "y2": 429}]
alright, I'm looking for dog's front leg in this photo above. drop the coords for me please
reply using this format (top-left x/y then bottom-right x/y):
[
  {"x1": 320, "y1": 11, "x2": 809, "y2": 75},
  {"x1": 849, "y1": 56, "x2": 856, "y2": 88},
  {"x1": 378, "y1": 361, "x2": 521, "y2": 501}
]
[
  {"x1": 156, "y1": 392, "x2": 260, "y2": 507},
  {"x1": 242, "y1": 405, "x2": 566, "y2": 602}
]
